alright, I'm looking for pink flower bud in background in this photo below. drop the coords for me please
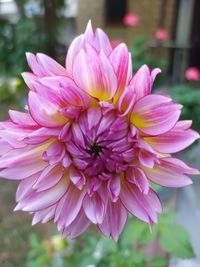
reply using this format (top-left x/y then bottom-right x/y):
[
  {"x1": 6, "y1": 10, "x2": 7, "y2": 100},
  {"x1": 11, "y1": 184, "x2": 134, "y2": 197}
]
[
  {"x1": 155, "y1": 27, "x2": 169, "y2": 41},
  {"x1": 185, "y1": 67, "x2": 200, "y2": 81},
  {"x1": 123, "y1": 12, "x2": 140, "y2": 26}
]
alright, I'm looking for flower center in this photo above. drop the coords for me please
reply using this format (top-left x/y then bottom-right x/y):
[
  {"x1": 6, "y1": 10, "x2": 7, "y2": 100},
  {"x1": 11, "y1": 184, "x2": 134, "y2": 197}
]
[{"x1": 90, "y1": 143, "x2": 102, "y2": 155}]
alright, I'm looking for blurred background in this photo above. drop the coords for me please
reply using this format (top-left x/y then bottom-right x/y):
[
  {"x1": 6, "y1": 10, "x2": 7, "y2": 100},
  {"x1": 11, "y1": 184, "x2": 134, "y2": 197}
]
[{"x1": 0, "y1": 0, "x2": 200, "y2": 267}]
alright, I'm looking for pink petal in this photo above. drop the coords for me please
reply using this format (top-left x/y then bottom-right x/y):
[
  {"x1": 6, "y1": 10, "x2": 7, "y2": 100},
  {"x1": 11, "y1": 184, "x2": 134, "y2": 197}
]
[
  {"x1": 125, "y1": 167, "x2": 149, "y2": 194},
  {"x1": 36, "y1": 53, "x2": 66, "y2": 76},
  {"x1": 94, "y1": 28, "x2": 112, "y2": 55},
  {"x1": 109, "y1": 43, "x2": 130, "y2": 96},
  {"x1": 107, "y1": 174, "x2": 121, "y2": 202},
  {"x1": 21, "y1": 72, "x2": 38, "y2": 91},
  {"x1": 24, "y1": 128, "x2": 60, "y2": 145},
  {"x1": 130, "y1": 65, "x2": 151, "y2": 100},
  {"x1": 120, "y1": 182, "x2": 150, "y2": 223},
  {"x1": 16, "y1": 173, "x2": 39, "y2": 202},
  {"x1": 33, "y1": 164, "x2": 64, "y2": 192},
  {"x1": 62, "y1": 209, "x2": 90, "y2": 239},
  {"x1": 83, "y1": 192, "x2": 106, "y2": 224},
  {"x1": 144, "y1": 122, "x2": 199, "y2": 153},
  {"x1": 69, "y1": 167, "x2": 86, "y2": 190},
  {"x1": 0, "y1": 140, "x2": 12, "y2": 156},
  {"x1": 0, "y1": 160, "x2": 47, "y2": 180},
  {"x1": 120, "y1": 183, "x2": 161, "y2": 223},
  {"x1": 28, "y1": 92, "x2": 67, "y2": 128},
  {"x1": 9, "y1": 110, "x2": 38, "y2": 129},
  {"x1": 17, "y1": 175, "x2": 69, "y2": 212},
  {"x1": 98, "y1": 200, "x2": 128, "y2": 241},
  {"x1": 0, "y1": 143, "x2": 48, "y2": 168},
  {"x1": 87, "y1": 107, "x2": 102, "y2": 130},
  {"x1": 130, "y1": 65, "x2": 161, "y2": 100},
  {"x1": 66, "y1": 35, "x2": 84, "y2": 77},
  {"x1": 26, "y1": 52, "x2": 45, "y2": 77},
  {"x1": 138, "y1": 150, "x2": 156, "y2": 168},
  {"x1": 142, "y1": 157, "x2": 196, "y2": 187},
  {"x1": 73, "y1": 47, "x2": 117, "y2": 101},
  {"x1": 34, "y1": 78, "x2": 65, "y2": 106},
  {"x1": 151, "y1": 68, "x2": 161, "y2": 85},
  {"x1": 83, "y1": 20, "x2": 95, "y2": 41},
  {"x1": 55, "y1": 183, "x2": 86, "y2": 228},
  {"x1": 131, "y1": 94, "x2": 182, "y2": 135},
  {"x1": 60, "y1": 83, "x2": 90, "y2": 108},
  {"x1": 117, "y1": 85, "x2": 136, "y2": 116},
  {"x1": 32, "y1": 205, "x2": 56, "y2": 225}
]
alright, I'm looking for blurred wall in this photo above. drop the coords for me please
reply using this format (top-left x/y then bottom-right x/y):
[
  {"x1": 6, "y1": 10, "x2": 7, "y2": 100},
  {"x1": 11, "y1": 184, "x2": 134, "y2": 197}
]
[
  {"x1": 76, "y1": 0, "x2": 176, "y2": 44},
  {"x1": 77, "y1": 0, "x2": 104, "y2": 32}
]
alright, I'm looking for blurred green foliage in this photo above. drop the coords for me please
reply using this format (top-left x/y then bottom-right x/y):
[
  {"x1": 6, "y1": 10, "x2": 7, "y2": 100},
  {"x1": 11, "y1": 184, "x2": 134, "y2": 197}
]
[
  {"x1": 27, "y1": 211, "x2": 194, "y2": 267},
  {"x1": 0, "y1": 0, "x2": 66, "y2": 76},
  {"x1": 170, "y1": 84, "x2": 200, "y2": 132},
  {"x1": 130, "y1": 36, "x2": 167, "y2": 72},
  {"x1": 0, "y1": 78, "x2": 25, "y2": 105},
  {"x1": 0, "y1": 17, "x2": 46, "y2": 76}
]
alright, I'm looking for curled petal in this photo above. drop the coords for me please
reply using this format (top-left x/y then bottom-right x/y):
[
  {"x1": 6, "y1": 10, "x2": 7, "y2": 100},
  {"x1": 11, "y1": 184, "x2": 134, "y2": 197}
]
[
  {"x1": 28, "y1": 92, "x2": 67, "y2": 128},
  {"x1": 117, "y1": 85, "x2": 136, "y2": 116},
  {"x1": 9, "y1": 110, "x2": 38, "y2": 129},
  {"x1": 125, "y1": 167, "x2": 149, "y2": 194},
  {"x1": 131, "y1": 94, "x2": 182, "y2": 135},
  {"x1": 109, "y1": 43, "x2": 131, "y2": 97},
  {"x1": 107, "y1": 174, "x2": 121, "y2": 202},
  {"x1": 142, "y1": 157, "x2": 198, "y2": 187},
  {"x1": 73, "y1": 47, "x2": 117, "y2": 101},
  {"x1": 66, "y1": 35, "x2": 84, "y2": 77},
  {"x1": 130, "y1": 65, "x2": 161, "y2": 100},
  {"x1": 69, "y1": 167, "x2": 86, "y2": 190},
  {"x1": 144, "y1": 121, "x2": 199, "y2": 153},
  {"x1": 83, "y1": 192, "x2": 106, "y2": 224}
]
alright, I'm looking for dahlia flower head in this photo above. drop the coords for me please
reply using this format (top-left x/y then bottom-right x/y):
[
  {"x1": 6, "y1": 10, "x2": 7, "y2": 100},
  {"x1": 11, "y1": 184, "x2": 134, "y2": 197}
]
[
  {"x1": 185, "y1": 67, "x2": 200, "y2": 81},
  {"x1": 0, "y1": 21, "x2": 199, "y2": 241}
]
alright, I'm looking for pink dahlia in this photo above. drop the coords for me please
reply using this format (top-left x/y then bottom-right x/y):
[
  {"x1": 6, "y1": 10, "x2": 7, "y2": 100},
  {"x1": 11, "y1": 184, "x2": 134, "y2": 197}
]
[
  {"x1": 155, "y1": 27, "x2": 169, "y2": 41},
  {"x1": 185, "y1": 67, "x2": 200, "y2": 81},
  {"x1": 0, "y1": 21, "x2": 199, "y2": 241},
  {"x1": 123, "y1": 12, "x2": 140, "y2": 27}
]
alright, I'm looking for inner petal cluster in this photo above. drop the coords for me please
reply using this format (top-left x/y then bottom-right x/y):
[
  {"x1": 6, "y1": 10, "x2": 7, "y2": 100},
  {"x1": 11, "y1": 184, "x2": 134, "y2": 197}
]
[{"x1": 66, "y1": 107, "x2": 134, "y2": 178}]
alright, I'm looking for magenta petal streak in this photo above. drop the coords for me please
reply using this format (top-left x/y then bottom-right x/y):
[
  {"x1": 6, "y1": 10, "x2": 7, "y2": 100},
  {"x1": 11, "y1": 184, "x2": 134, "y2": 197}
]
[{"x1": 0, "y1": 21, "x2": 199, "y2": 241}]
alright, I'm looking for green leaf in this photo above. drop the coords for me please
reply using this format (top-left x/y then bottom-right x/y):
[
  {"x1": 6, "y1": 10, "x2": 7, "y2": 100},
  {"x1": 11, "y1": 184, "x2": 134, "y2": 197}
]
[
  {"x1": 151, "y1": 256, "x2": 168, "y2": 267},
  {"x1": 121, "y1": 218, "x2": 157, "y2": 247},
  {"x1": 159, "y1": 224, "x2": 195, "y2": 259}
]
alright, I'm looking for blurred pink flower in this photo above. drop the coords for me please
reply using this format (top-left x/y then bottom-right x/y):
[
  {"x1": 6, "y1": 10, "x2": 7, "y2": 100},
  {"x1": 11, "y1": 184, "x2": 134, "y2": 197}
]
[
  {"x1": 111, "y1": 39, "x2": 123, "y2": 49},
  {"x1": 185, "y1": 67, "x2": 200, "y2": 81},
  {"x1": 0, "y1": 21, "x2": 199, "y2": 241},
  {"x1": 123, "y1": 12, "x2": 140, "y2": 26},
  {"x1": 155, "y1": 28, "x2": 169, "y2": 41}
]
